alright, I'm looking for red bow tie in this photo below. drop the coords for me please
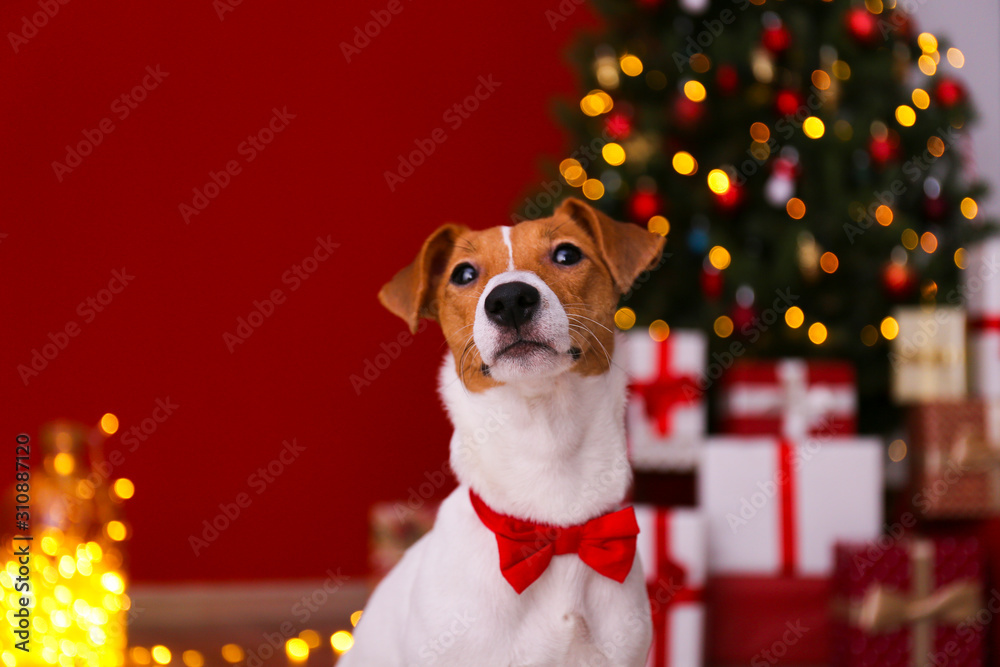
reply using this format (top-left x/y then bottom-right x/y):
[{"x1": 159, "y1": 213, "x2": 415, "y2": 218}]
[{"x1": 469, "y1": 489, "x2": 639, "y2": 594}]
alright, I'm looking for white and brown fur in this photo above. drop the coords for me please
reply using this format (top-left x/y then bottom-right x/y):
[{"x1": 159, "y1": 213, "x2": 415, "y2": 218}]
[{"x1": 342, "y1": 198, "x2": 665, "y2": 666}]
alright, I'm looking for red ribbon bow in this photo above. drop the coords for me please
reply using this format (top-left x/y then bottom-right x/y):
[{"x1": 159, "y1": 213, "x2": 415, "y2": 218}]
[
  {"x1": 630, "y1": 339, "x2": 701, "y2": 437},
  {"x1": 469, "y1": 490, "x2": 639, "y2": 594}
]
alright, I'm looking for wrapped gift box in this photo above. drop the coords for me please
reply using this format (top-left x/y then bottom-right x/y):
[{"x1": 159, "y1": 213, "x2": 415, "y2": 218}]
[
  {"x1": 624, "y1": 331, "x2": 707, "y2": 471},
  {"x1": 718, "y1": 359, "x2": 856, "y2": 439},
  {"x1": 890, "y1": 306, "x2": 966, "y2": 404},
  {"x1": 369, "y1": 500, "x2": 437, "y2": 579},
  {"x1": 699, "y1": 437, "x2": 883, "y2": 576},
  {"x1": 966, "y1": 237, "x2": 1000, "y2": 399},
  {"x1": 832, "y1": 537, "x2": 985, "y2": 667},
  {"x1": 705, "y1": 575, "x2": 832, "y2": 666},
  {"x1": 908, "y1": 400, "x2": 1000, "y2": 518},
  {"x1": 635, "y1": 506, "x2": 705, "y2": 667}
]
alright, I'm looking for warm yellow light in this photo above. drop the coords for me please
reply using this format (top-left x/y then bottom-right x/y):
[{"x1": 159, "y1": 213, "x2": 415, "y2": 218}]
[
  {"x1": 920, "y1": 232, "x2": 938, "y2": 253},
  {"x1": 802, "y1": 116, "x2": 825, "y2": 139},
  {"x1": 918, "y1": 55, "x2": 937, "y2": 76},
  {"x1": 750, "y1": 141, "x2": 770, "y2": 160},
  {"x1": 581, "y1": 179, "x2": 605, "y2": 200},
  {"x1": 786, "y1": 198, "x2": 806, "y2": 220},
  {"x1": 961, "y1": 197, "x2": 978, "y2": 219},
  {"x1": 875, "y1": 205, "x2": 893, "y2": 226},
  {"x1": 41, "y1": 536, "x2": 59, "y2": 555},
  {"x1": 832, "y1": 60, "x2": 851, "y2": 80},
  {"x1": 100, "y1": 413, "x2": 119, "y2": 435},
  {"x1": 151, "y1": 646, "x2": 171, "y2": 665},
  {"x1": 182, "y1": 650, "x2": 205, "y2": 667},
  {"x1": 888, "y1": 439, "x2": 907, "y2": 462},
  {"x1": 785, "y1": 306, "x2": 805, "y2": 329},
  {"x1": 880, "y1": 316, "x2": 899, "y2": 340},
  {"x1": 955, "y1": 248, "x2": 968, "y2": 269},
  {"x1": 927, "y1": 136, "x2": 945, "y2": 157},
  {"x1": 350, "y1": 610, "x2": 364, "y2": 627},
  {"x1": 707, "y1": 169, "x2": 730, "y2": 194},
  {"x1": 947, "y1": 47, "x2": 965, "y2": 68},
  {"x1": 902, "y1": 229, "x2": 919, "y2": 250},
  {"x1": 564, "y1": 165, "x2": 586, "y2": 187},
  {"x1": 861, "y1": 324, "x2": 879, "y2": 346},
  {"x1": 559, "y1": 158, "x2": 580, "y2": 177},
  {"x1": 2, "y1": 653, "x2": 15, "y2": 667},
  {"x1": 750, "y1": 122, "x2": 770, "y2": 142},
  {"x1": 602, "y1": 142, "x2": 626, "y2": 166},
  {"x1": 221, "y1": 644, "x2": 244, "y2": 663},
  {"x1": 683, "y1": 80, "x2": 707, "y2": 102},
  {"x1": 331, "y1": 631, "x2": 355, "y2": 654},
  {"x1": 912, "y1": 88, "x2": 930, "y2": 109},
  {"x1": 808, "y1": 322, "x2": 828, "y2": 344},
  {"x1": 895, "y1": 105, "x2": 916, "y2": 127},
  {"x1": 820, "y1": 252, "x2": 839, "y2": 273},
  {"x1": 286, "y1": 638, "x2": 309, "y2": 661},
  {"x1": 620, "y1": 54, "x2": 643, "y2": 76},
  {"x1": 648, "y1": 320, "x2": 670, "y2": 342},
  {"x1": 865, "y1": 0, "x2": 883, "y2": 13},
  {"x1": 672, "y1": 151, "x2": 697, "y2": 175},
  {"x1": 917, "y1": 32, "x2": 938, "y2": 53},
  {"x1": 811, "y1": 70, "x2": 831, "y2": 91},
  {"x1": 101, "y1": 572, "x2": 125, "y2": 594},
  {"x1": 58, "y1": 555, "x2": 75, "y2": 577},
  {"x1": 299, "y1": 629, "x2": 321, "y2": 649},
  {"x1": 112, "y1": 478, "x2": 135, "y2": 500},
  {"x1": 708, "y1": 246, "x2": 731, "y2": 270},
  {"x1": 106, "y1": 521, "x2": 127, "y2": 541},
  {"x1": 614, "y1": 307, "x2": 636, "y2": 331},
  {"x1": 53, "y1": 452, "x2": 75, "y2": 475},
  {"x1": 580, "y1": 91, "x2": 613, "y2": 116},
  {"x1": 647, "y1": 215, "x2": 670, "y2": 236},
  {"x1": 714, "y1": 315, "x2": 734, "y2": 338}
]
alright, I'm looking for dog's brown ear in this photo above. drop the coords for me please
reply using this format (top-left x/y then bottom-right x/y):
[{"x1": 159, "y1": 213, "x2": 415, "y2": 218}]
[
  {"x1": 556, "y1": 197, "x2": 665, "y2": 293},
  {"x1": 378, "y1": 224, "x2": 468, "y2": 333}
]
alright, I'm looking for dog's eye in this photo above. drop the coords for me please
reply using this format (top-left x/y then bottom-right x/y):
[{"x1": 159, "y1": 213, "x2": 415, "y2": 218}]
[
  {"x1": 449, "y1": 262, "x2": 478, "y2": 286},
  {"x1": 552, "y1": 243, "x2": 583, "y2": 266}
]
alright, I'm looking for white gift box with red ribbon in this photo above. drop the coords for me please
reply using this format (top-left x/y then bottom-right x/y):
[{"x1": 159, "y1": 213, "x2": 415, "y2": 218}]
[
  {"x1": 623, "y1": 331, "x2": 707, "y2": 471},
  {"x1": 719, "y1": 359, "x2": 857, "y2": 438},
  {"x1": 698, "y1": 437, "x2": 883, "y2": 576},
  {"x1": 966, "y1": 237, "x2": 1000, "y2": 398},
  {"x1": 890, "y1": 306, "x2": 967, "y2": 404},
  {"x1": 635, "y1": 506, "x2": 705, "y2": 667}
]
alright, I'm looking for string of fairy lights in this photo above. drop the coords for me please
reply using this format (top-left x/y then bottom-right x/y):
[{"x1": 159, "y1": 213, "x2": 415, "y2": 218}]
[
  {"x1": 2, "y1": 417, "x2": 361, "y2": 666},
  {"x1": 559, "y1": 1, "x2": 980, "y2": 348}
]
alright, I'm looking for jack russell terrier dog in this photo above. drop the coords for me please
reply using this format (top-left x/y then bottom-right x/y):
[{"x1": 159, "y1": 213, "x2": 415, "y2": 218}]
[{"x1": 342, "y1": 198, "x2": 665, "y2": 666}]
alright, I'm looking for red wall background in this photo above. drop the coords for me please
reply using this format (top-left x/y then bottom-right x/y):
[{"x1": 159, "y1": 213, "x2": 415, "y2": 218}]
[{"x1": 1, "y1": 0, "x2": 597, "y2": 582}]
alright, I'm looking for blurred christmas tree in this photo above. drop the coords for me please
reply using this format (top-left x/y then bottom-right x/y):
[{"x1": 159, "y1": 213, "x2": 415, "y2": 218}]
[{"x1": 529, "y1": 0, "x2": 994, "y2": 431}]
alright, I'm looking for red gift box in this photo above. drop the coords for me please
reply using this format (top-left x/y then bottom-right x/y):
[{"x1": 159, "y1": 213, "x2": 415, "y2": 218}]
[
  {"x1": 705, "y1": 575, "x2": 832, "y2": 665},
  {"x1": 719, "y1": 359, "x2": 856, "y2": 439},
  {"x1": 832, "y1": 537, "x2": 985, "y2": 667},
  {"x1": 635, "y1": 506, "x2": 705, "y2": 667}
]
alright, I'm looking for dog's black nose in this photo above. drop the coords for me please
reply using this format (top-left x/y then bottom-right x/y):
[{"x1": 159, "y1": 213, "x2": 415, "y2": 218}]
[{"x1": 484, "y1": 281, "x2": 540, "y2": 329}]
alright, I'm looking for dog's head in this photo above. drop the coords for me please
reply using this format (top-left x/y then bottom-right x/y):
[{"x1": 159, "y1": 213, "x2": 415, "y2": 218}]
[{"x1": 379, "y1": 198, "x2": 665, "y2": 391}]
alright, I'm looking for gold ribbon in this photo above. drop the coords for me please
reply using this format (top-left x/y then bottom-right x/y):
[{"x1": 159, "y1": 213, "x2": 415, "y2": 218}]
[
  {"x1": 950, "y1": 429, "x2": 1000, "y2": 509},
  {"x1": 842, "y1": 539, "x2": 982, "y2": 667}
]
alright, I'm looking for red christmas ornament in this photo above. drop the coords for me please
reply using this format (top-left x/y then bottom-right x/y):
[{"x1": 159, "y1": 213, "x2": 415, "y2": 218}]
[
  {"x1": 714, "y1": 181, "x2": 745, "y2": 213},
  {"x1": 934, "y1": 79, "x2": 966, "y2": 108},
  {"x1": 628, "y1": 191, "x2": 663, "y2": 222},
  {"x1": 845, "y1": 8, "x2": 880, "y2": 46},
  {"x1": 868, "y1": 135, "x2": 898, "y2": 168},
  {"x1": 716, "y1": 65, "x2": 739, "y2": 96},
  {"x1": 731, "y1": 304, "x2": 757, "y2": 332},
  {"x1": 673, "y1": 96, "x2": 705, "y2": 129},
  {"x1": 882, "y1": 262, "x2": 917, "y2": 299},
  {"x1": 700, "y1": 267, "x2": 724, "y2": 301},
  {"x1": 761, "y1": 25, "x2": 792, "y2": 54},
  {"x1": 775, "y1": 89, "x2": 804, "y2": 116},
  {"x1": 604, "y1": 112, "x2": 633, "y2": 140}
]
